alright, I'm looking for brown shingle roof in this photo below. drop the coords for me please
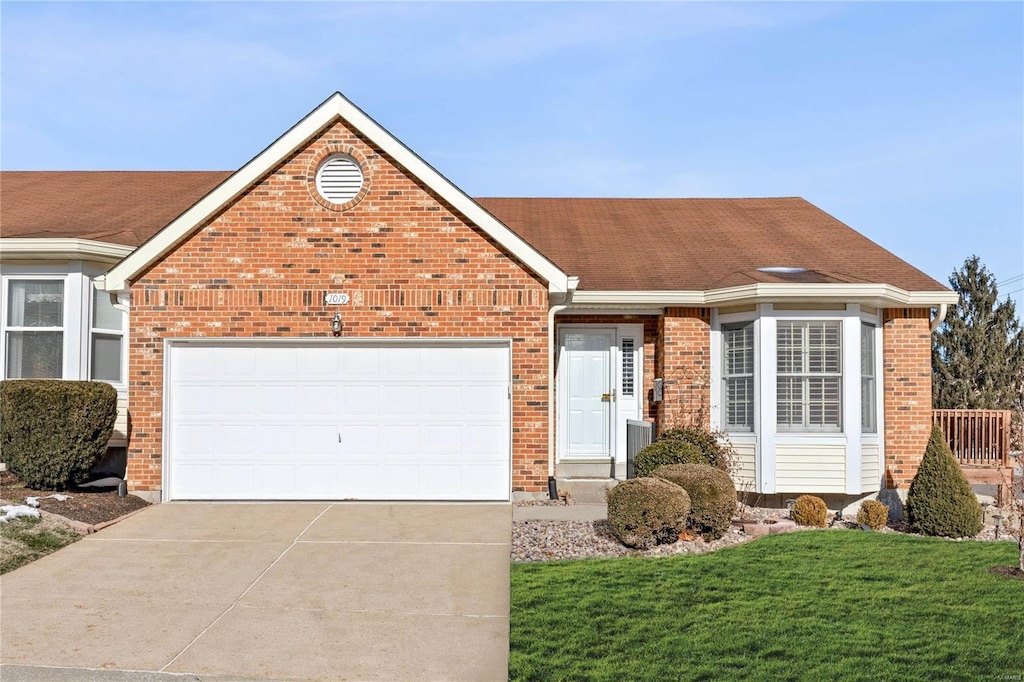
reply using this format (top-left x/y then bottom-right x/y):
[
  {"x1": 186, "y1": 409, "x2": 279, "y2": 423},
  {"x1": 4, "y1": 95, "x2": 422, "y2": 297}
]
[
  {"x1": 476, "y1": 197, "x2": 946, "y2": 292},
  {"x1": 1, "y1": 172, "x2": 946, "y2": 293},
  {"x1": 1, "y1": 171, "x2": 231, "y2": 247}
]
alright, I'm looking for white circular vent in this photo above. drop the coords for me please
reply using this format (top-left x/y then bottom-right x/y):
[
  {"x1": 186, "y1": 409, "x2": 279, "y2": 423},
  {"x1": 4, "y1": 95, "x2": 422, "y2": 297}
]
[{"x1": 315, "y1": 154, "x2": 364, "y2": 204}]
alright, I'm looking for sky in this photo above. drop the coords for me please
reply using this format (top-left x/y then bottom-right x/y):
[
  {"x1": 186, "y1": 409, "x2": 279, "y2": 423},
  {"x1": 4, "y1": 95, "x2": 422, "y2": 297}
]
[{"x1": 2, "y1": 1, "x2": 1022, "y2": 310}]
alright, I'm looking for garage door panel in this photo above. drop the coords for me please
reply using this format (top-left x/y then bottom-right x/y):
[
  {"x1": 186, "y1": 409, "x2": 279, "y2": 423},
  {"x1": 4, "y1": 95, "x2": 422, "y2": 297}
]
[
  {"x1": 215, "y1": 385, "x2": 255, "y2": 417},
  {"x1": 341, "y1": 385, "x2": 379, "y2": 416},
  {"x1": 168, "y1": 342, "x2": 510, "y2": 501},
  {"x1": 464, "y1": 385, "x2": 507, "y2": 417},
  {"x1": 298, "y1": 424, "x2": 339, "y2": 455},
  {"x1": 299, "y1": 385, "x2": 339, "y2": 416},
  {"x1": 220, "y1": 348, "x2": 257, "y2": 377}
]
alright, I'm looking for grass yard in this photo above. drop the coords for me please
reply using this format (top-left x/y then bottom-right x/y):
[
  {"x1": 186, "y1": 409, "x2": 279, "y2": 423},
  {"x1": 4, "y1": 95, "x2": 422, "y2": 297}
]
[
  {"x1": 511, "y1": 532, "x2": 1024, "y2": 681},
  {"x1": 0, "y1": 515, "x2": 81, "y2": 574}
]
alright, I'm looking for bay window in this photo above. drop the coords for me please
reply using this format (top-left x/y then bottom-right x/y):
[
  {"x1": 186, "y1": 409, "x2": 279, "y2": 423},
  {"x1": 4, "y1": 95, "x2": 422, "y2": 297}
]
[
  {"x1": 722, "y1": 322, "x2": 755, "y2": 431},
  {"x1": 5, "y1": 280, "x2": 64, "y2": 378},
  {"x1": 776, "y1": 320, "x2": 842, "y2": 431},
  {"x1": 91, "y1": 288, "x2": 124, "y2": 383},
  {"x1": 861, "y1": 322, "x2": 877, "y2": 433}
]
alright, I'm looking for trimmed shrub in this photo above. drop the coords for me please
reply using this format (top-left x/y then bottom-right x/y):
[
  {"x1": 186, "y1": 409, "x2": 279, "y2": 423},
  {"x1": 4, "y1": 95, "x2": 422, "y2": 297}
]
[
  {"x1": 634, "y1": 439, "x2": 705, "y2": 478},
  {"x1": 659, "y1": 427, "x2": 732, "y2": 472},
  {"x1": 856, "y1": 499, "x2": 890, "y2": 530},
  {"x1": 905, "y1": 425, "x2": 983, "y2": 538},
  {"x1": 653, "y1": 463, "x2": 736, "y2": 540},
  {"x1": 0, "y1": 380, "x2": 117, "y2": 490},
  {"x1": 606, "y1": 477, "x2": 691, "y2": 549},
  {"x1": 793, "y1": 495, "x2": 828, "y2": 527}
]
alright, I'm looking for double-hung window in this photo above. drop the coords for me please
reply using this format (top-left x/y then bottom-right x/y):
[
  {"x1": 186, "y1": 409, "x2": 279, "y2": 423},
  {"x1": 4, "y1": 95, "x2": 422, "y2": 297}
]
[
  {"x1": 722, "y1": 322, "x2": 755, "y2": 431},
  {"x1": 860, "y1": 322, "x2": 877, "y2": 433},
  {"x1": 91, "y1": 288, "x2": 124, "y2": 383},
  {"x1": 5, "y1": 279, "x2": 65, "y2": 379},
  {"x1": 776, "y1": 321, "x2": 842, "y2": 431}
]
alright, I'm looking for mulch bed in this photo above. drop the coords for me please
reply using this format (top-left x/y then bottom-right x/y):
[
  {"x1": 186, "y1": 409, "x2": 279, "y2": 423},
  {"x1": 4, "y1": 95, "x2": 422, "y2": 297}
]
[
  {"x1": 987, "y1": 565, "x2": 1024, "y2": 580},
  {"x1": 1, "y1": 470, "x2": 150, "y2": 526}
]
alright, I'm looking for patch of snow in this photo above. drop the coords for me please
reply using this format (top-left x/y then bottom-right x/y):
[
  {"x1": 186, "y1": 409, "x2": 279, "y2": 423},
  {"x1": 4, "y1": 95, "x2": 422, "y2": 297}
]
[{"x1": 0, "y1": 505, "x2": 41, "y2": 523}]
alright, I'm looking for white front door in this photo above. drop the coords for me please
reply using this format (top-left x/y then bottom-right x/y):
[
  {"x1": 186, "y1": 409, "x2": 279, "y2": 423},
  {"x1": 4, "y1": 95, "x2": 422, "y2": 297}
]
[{"x1": 561, "y1": 329, "x2": 614, "y2": 459}]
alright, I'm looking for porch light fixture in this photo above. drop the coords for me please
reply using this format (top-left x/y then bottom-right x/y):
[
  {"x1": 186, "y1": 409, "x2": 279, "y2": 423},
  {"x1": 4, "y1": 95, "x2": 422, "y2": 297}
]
[
  {"x1": 785, "y1": 499, "x2": 796, "y2": 519},
  {"x1": 331, "y1": 312, "x2": 342, "y2": 336}
]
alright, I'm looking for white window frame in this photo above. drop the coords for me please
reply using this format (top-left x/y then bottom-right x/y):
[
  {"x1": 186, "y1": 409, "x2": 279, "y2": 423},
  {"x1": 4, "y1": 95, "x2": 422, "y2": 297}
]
[
  {"x1": 2, "y1": 271, "x2": 72, "y2": 379},
  {"x1": 775, "y1": 319, "x2": 843, "y2": 433},
  {"x1": 722, "y1": 321, "x2": 755, "y2": 432},
  {"x1": 712, "y1": 304, "x2": 879, "y2": 495},
  {"x1": 89, "y1": 287, "x2": 128, "y2": 388}
]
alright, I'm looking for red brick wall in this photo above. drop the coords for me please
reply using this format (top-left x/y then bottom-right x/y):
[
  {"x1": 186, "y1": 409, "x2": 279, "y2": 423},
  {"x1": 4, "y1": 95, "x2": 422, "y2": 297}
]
[
  {"x1": 655, "y1": 307, "x2": 711, "y2": 433},
  {"x1": 127, "y1": 119, "x2": 550, "y2": 495},
  {"x1": 882, "y1": 308, "x2": 932, "y2": 488}
]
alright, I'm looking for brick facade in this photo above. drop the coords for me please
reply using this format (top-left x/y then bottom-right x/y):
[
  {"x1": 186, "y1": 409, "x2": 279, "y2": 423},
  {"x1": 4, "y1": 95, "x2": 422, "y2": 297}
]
[
  {"x1": 882, "y1": 308, "x2": 933, "y2": 488},
  {"x1": 655, "y1": 307, "x2": 712, "y2": 433},
  {"x1": 127, "y1": 119, "x2": 550, "y2": 495}
]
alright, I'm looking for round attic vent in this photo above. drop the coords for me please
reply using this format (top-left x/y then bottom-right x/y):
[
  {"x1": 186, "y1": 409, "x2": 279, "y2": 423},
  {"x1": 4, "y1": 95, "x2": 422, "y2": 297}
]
[{"x1": 315, "y1": 154, "x2": 364, "y2": 205}]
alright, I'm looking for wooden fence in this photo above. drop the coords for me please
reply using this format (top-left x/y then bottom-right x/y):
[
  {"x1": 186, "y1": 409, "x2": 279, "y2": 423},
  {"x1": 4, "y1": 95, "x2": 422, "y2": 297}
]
[{"x1": 932, "y1": 409, "x2": 1013, "y2": 467}]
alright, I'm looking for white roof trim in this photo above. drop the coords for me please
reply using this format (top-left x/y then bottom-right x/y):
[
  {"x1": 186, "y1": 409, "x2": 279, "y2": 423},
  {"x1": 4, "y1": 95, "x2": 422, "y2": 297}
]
[
  {"x1": 0, "y1": 238, "x2": 135, "y2": 264},
  {"x1": 100, "y1": 92, "x2": 570, "y2": 294},
  {"x1": 571, "y1": 284, "x2": 958, "y2": 308}
]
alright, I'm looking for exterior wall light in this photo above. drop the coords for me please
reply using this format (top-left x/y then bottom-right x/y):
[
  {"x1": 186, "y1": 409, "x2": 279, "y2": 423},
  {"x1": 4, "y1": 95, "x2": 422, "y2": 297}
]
[{"x1": 331, "y1": 312, "x2": 342, "y2": 336}]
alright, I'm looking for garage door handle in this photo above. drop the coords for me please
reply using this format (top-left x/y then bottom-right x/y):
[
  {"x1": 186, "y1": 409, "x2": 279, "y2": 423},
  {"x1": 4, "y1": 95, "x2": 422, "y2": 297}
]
[{"x1": 338, "y1": 433, "x2": 342, "y2": 443}]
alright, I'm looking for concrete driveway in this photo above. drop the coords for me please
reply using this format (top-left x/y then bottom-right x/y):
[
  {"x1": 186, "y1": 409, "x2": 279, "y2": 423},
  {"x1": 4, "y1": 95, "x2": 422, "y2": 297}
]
[{"x1": 1, "y1": 502, "x2": 511, "y2": 681}]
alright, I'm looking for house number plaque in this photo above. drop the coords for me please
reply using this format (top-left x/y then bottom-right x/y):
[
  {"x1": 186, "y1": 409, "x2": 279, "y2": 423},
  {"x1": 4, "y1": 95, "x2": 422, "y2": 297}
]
[{"x1": 324, "y1": 293, "x2": 350, "y2": 305}]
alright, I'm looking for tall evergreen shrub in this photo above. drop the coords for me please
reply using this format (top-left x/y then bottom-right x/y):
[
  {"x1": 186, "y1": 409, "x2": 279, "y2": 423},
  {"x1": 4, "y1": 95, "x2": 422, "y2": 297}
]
[{"x1": 905, "y1": 425, "x2": 983, "y2": 538}]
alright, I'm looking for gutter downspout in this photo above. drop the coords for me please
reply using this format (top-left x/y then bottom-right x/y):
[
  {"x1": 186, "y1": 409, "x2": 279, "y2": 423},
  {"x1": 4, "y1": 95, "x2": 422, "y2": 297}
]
[{"x1": 930, "y1": 303, "x2": 948, "y2": 332}]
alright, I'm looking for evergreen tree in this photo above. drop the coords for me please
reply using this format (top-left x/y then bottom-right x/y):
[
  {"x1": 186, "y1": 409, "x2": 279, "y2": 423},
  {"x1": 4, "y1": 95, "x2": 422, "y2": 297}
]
[
  {"x1": 932, "y1": 256, "x2": 1024, "y2": 445},
  {"x1": 905, "y1": 425, "x2": 983, "y2": 538}
]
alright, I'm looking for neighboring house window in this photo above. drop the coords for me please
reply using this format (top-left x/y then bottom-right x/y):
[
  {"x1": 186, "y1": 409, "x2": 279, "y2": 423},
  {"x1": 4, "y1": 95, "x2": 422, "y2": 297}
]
[
  {"x1": 5, "y1": 279, "x2": 64, "y2": 378},
  {"x1": 91, "y1": 288, "x2": 124, "y2": 383},
  {"x1": 776, "y1": 321, "x2": 842, "y2": 431},
  {"x1": 723, "y1": 322, "x2": 755, "y2": 431},
  {"x1": 861, "y1": 322, "x2": 876, "y2": 433}
]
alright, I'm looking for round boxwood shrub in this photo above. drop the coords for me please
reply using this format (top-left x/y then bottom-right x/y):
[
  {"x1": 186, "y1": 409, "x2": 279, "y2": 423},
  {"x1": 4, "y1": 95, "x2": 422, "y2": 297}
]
[
  {"x1": 652, "y1": 463, "x2": 736, "y2": 540},
  {"x1": 634, "y1": 439, "x2": 705, "y2": 478},
  {"x1": 905, "y1": 425, "x2": 983, "y2": 538},
  {"x1": 792, "y1": 495, "x2": 828, "y2": 527},
  {"x1": 606, "y1": 477, "x2": 691, "y2": 549},
  {"x1": 659, "y1": 427, "x2": 733, "y2": 471},
  {"x1": 856, "y1": 499, "x2": 890, "y2": 530},
  {"x1": 0, "y1": 380, "x2": 117, "y2": 490}
]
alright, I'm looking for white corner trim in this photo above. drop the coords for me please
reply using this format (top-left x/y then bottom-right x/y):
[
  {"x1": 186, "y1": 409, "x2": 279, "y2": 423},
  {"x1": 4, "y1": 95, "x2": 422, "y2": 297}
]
[
  {"x1": 570, "y1": 283, "x2": 958, "y2": 308},
  {"x1": 99, "y1": 92, "x2": 569, "y2": 294},
  {"x1": 0, "y1": 238, "x2": 135, "y2": 264}
]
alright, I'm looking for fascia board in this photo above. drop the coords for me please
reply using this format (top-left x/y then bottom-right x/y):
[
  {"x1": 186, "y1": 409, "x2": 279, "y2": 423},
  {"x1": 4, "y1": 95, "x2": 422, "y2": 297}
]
[
  {"x1": 571, "y1": 284, "x2": 958, "y2": 308},
  {"x1": 0, "y1": 238, "x2": 135, "y2": 264},
  {"x1": 100, "y1": 92, "x2": 569, "y2": 294}
]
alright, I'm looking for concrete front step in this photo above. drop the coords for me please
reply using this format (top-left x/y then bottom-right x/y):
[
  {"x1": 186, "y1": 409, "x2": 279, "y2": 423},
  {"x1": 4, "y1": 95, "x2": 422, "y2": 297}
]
[{"x1": 554, "y1": 478, "x2": 619, "y2": 504}]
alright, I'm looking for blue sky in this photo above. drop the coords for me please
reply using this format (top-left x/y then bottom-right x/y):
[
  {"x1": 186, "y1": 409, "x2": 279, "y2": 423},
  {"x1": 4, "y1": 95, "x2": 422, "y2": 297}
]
[{"x1": 2, "y1": 2, "x2": 1022, "y2": 308}]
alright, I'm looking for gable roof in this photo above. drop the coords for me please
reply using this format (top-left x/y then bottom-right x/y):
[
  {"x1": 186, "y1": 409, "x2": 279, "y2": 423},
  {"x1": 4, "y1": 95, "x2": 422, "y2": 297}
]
[
  {"x1": 89, "y1": 93, "x2": 571, "y2": 294},
  {"x1": 2, "y1": 172, "x2": 955, "y2": 305}
]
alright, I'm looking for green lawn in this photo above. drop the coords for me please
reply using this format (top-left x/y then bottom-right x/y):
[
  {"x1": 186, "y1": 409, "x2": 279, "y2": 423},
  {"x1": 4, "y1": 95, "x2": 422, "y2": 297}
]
[{"x1": 510, "y1": 532, "x2": 1024, "y2": 681}]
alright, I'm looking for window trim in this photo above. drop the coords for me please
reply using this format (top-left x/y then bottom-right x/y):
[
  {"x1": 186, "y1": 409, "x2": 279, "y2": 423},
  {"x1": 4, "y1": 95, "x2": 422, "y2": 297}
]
[
  {"x1": 722, "y1": 321, "x2": 755, "y2": 432},
  {"x1": 89, "y1": 287, "x2": 127, "y2": 386},
  {"x1": 775, "y1": 319, "x2": 843, "y2": 433},
  {"x1": 2, "y1": 275, "x2": 68, "y2": 379}
]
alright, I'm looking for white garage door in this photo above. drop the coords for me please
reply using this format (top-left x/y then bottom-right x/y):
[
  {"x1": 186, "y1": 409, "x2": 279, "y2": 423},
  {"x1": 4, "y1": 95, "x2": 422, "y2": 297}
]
[{"x1": 166, "y1": 342, "x2": 511, "y2": 501}]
